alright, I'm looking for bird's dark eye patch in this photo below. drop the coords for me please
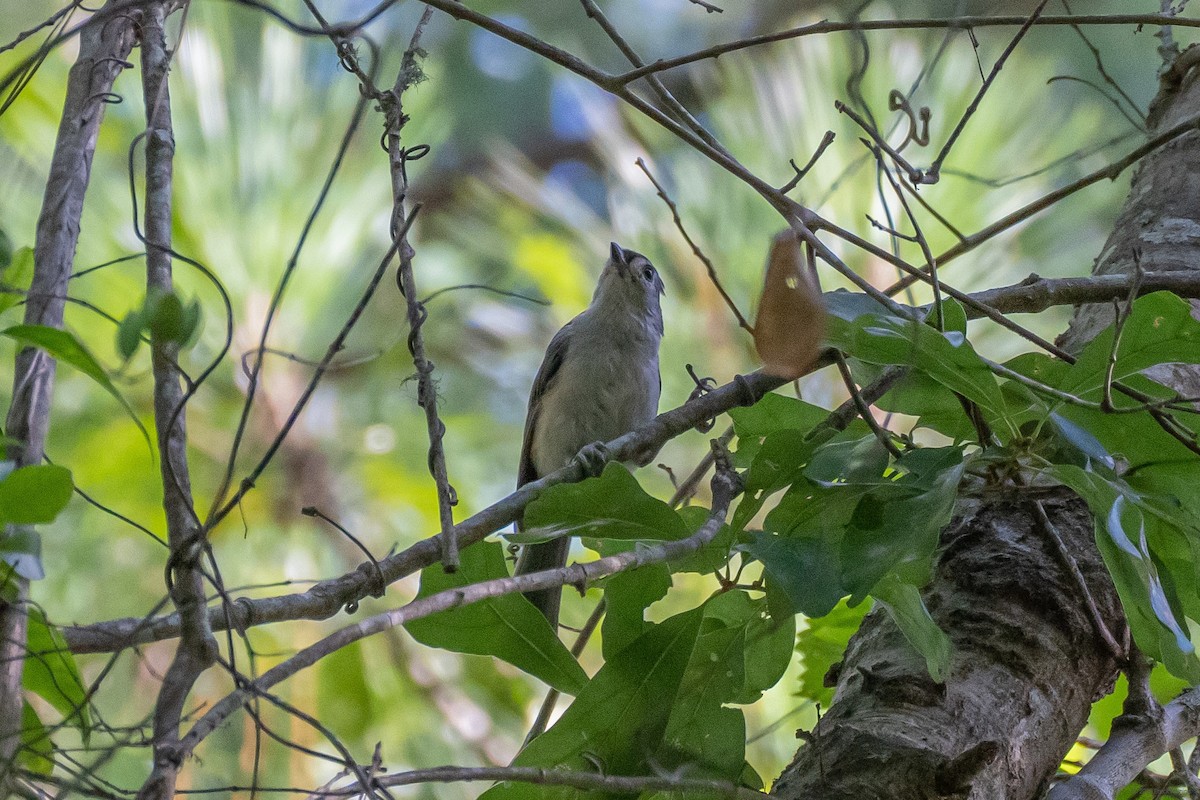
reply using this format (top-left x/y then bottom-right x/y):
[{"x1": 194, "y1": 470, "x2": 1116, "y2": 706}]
[{"x1": 642, "y1": 266, "x2": 655, "y2": 282}]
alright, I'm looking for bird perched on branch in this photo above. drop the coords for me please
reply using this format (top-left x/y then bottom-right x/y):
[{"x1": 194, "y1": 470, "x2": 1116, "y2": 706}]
[{"x1": 514, "y1": 242, "x2": 665, "y2": 627}]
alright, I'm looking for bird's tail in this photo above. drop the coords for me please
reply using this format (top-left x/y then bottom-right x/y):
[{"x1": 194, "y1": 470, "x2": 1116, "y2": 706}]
[{"x1": 514, "y1": 537, "x2": 570, "y2": 628}]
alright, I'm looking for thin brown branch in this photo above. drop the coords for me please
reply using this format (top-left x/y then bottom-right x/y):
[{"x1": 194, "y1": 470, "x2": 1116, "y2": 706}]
[
  {"x1": 888, "y1": 106, "x2": 1200, "y2": 295},
  {"x1": 385, "y1": 9, "x2": 460, "y2": 569},
  {"x1": 613, "y1": 13, "x2": 1200, "y2": 85},
  {"x1": 635, "y1": 157, "x2": 753, "y2": 334},
  {"x1": 924, "y1": 0, "x2": 1049, "y2": 183}
]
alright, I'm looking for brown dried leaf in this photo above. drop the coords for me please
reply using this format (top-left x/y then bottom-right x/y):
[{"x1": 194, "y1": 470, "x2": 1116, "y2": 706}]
[{"x1": 753, "y1": 231, "x2": 827, "y2": 379}]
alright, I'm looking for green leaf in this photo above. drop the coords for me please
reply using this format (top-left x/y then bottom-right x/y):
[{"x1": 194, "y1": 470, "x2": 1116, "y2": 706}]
[
  {"x1": 796, "y1": 598, "x2": 869, "y2": 705},
  {"x1": 1046, "y1": 412, "x2": 1115, "y2": 471},
  {"x1": 839, "y1": 448, "x2": 964, "y2": 597},
  {"x1": 805, "y1": 434, "x2": 890, "y2": 486},
  {"x1": 24, "y1": 607, "x2": 90, "y2": 744},
  {"x1": 405, "y1": 540, "x2": 588, "y2": 694},
  {"x1": 875, "y1": 369, "x2": 976, "y2": 441},
  {"x1": 872, "y1": 574, "x2": 952, "y2": 682},
  {"x1": 523, "y1": 462, "x2": 688, "y2": 543},
  {"x1": 1050, "y1": 465, "x2": 1200, "y2": 682},
  {"x1": 1, "y1": 325, "x2": 148, "y2": 447},
  {"x1": 1065, "y1": 292, "x2": 1200, "y2": 396},
  {"x1": 745, "y1": 529, "x2": 847, "y2": 618},
  {"x1": 19, "y1": 702, "x2": 54, "y2": 777},
  {"x1": 601, "y1": 564, "x2": 671, "y2": 659},
  {"x1": 827, "y1": 310, "x2": 1012, "y2": 435},
  {"x1": 116, "y1": 308, "x2": 147, "y2": 361},
  {"x1": 0, "y1": 247, "x2": 33, "y2": 317},
  {"x1": 0, "y1": 464, "x2": 72, "y2": 525},
  {"x1": 482, "y1": 607, "x2": 705, "y2": 799}
]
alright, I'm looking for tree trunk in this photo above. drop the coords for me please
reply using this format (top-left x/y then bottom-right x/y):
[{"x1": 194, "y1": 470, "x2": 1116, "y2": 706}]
[{"x1": 775, "y1": 52, "x2": 1200, "y2": 800}]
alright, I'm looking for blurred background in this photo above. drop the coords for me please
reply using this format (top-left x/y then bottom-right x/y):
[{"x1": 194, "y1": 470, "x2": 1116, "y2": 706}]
[{"x1": 0, "y1": 0, "x2": 1185, "y2": 795}]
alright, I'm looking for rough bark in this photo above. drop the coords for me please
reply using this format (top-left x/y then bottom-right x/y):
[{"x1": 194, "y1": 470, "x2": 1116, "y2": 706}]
[
  {"x1": 775, "y1": 496, "x2": 1122, "y2": 799},
  {"x1": 775, "y1": 48, "x2": 1200, "y2": 800},
  {"x1": 0, "y1": 4, "x2": 136, "y2": 786}
]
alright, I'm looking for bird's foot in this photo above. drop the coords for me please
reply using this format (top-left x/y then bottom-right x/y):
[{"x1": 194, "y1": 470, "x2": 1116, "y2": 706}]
[{"x1": 574, "y1": 442, "x2": 610, "y2": 478}]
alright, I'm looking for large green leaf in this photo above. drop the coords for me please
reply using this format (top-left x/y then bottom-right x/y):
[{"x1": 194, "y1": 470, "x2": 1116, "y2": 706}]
[
  {"x1": 839, "y1": 448, "x2": 964, "y2": 597},
  {"x1": 795, "y1": 598, "x2": 870, "y2": 705},
  {"x1": 19, "y1": 702, "x2": 54, "y2": 777},
  {"x1": 872, "y1": 574, "x2": 952, "y2": 682},
  {"x1": 601, "y1": 564, "x2": 671, "y2": 659},
  {"x1": 24, "y1": 607, "x2": 90, "y2": 744},
  {"x1": 0, "y1": 464, "x2": 72, "y2": 526},
  {"x1": 481, "y1": 607, "x2": 704, "y2": 799},
  {"x1": 1050, "y1": 465, "x2": 1200, "y2": 682},
  {"x1": 729, "y1": 392, "x2": 832, "y2": 466},
  {"x1": 826, "y1": 309, "x2": 1012, "y2": 434},
  {"x1": 1, "y1": 325, "x2": 148, "y2": 446},
  {"x1": 750, "y1": 447, "x2": 963, "y2": 616},
  {"x1": 405, "y1": 541, "x2": 588, "y2": 695},
  {"x1": 522, "y1": 462, "x2": 687, "y2": 543}
]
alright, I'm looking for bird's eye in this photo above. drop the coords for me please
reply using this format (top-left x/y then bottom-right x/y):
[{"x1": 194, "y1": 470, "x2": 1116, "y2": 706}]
[{"x1": 642, "y1": 266, "x2": 655, "y2": 282}]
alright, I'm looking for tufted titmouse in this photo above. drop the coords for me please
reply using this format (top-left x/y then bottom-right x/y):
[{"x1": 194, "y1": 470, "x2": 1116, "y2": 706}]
[{"x1": 514, "y1": 242, "x2": 665, "y2": 626}]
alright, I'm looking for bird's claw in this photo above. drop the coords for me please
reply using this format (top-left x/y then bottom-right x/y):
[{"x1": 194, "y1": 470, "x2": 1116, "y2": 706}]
[{"x1": 575, "y1": 442, "x2": 610, "y2": 477}]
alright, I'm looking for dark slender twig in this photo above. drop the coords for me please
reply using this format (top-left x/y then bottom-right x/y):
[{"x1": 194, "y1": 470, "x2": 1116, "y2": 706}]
[
  {"x1": 207, "y1": 216, "x2": 416, "y2": 529},
  {"x1": 635, "y1": 157, "x2": 753, "y2": 334},
  {"x1": 384, "y1": 9, "x2": 460, "y2": 570},
  {"x1": 208, "y1": 64, "x2": 375, "y2": 525},
  {"x1": 578, "y1": 0, "x2": 729, "y2": 155},
  {"x1": 420, "y1": 283, "x2": 548, "y2": 306},
  {"x1": 301, "y1": 507, "x2": 386, "y2": 598},
  {"x1": 1033, "y1": 501, "x2": 1125, "y2": 662},
  {"x1": 834, "y1": 356, "x2": 902, "y2": 459},
  {"x1": 780, "y1": 131, "x2": 836, "y2": 194}
]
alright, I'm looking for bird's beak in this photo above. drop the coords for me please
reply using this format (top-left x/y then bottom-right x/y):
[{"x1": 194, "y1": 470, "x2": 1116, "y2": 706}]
[{"x1": 610, "y1": 242, "x2": 630, "y2": 278}]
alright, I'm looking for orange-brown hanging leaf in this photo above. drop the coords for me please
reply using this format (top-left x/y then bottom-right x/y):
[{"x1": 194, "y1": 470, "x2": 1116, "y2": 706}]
[{"x1": 753, "y1": 230, "x2": 827, "y2": 379}]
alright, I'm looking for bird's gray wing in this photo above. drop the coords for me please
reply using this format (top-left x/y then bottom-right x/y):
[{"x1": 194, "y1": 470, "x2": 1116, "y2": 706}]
[{"x1": 517, "y1": 321, "x2": 573, "y2": 489}]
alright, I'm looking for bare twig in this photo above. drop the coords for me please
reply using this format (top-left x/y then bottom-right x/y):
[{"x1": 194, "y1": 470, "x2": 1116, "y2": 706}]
[
  {"x1": 384, "y1": 9, "x2": 461, "y2": 570},
  {"x1": 635, "y1": 157, "x2": 753, "y2": 334},
  {"x1": 925, "y1": 1, "x2": 1050, "y2": 182},
  {"x1": 780, "y1": 131, "x2": 837, "y2": 194},
  {"x1": 1033, "y1": 501, "x2": 1125, "y2": 663}
]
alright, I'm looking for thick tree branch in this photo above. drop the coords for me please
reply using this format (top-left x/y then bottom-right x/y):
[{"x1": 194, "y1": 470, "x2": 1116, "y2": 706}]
[
  {"x1": 1048, "y1": 688, "x2": 1200, "y2": 800},
  {"x1": 59, "y1": 267, "x2": 1200, "y2": 655},
  {"x1": 0, "y1": 0, "x2": 136, "y2": 785}
]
